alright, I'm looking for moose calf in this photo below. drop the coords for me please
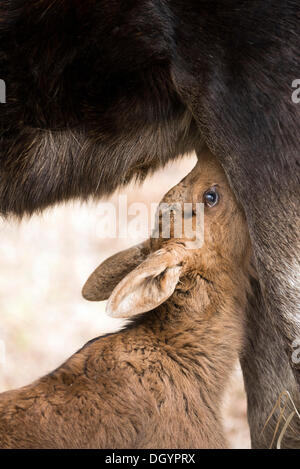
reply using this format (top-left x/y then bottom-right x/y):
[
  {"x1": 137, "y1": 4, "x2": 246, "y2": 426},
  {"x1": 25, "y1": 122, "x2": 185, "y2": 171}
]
[{"x1": 0, "y1": 150, "x2": 252, "y2": 448}]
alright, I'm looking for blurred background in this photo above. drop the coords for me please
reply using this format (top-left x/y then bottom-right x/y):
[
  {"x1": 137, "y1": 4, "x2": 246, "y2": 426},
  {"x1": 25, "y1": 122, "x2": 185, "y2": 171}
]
[{"x1": 0, "y1": 153, "x2": 250, "y2": 448}]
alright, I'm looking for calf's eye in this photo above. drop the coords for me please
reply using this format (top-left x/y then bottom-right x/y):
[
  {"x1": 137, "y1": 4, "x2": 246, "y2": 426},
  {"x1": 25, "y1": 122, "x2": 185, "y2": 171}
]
[{"x1": 203, "y1": 188, "x2": 219, "y2": 208}]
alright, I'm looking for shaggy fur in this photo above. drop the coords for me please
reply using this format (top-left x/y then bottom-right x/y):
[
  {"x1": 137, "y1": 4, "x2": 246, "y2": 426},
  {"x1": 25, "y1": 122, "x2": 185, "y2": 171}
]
[
  {"x1": 0, "y1": 1, "x2": 299, "y2": 447},
  {"x1": 0, "y1": 152, "x2": 252, "y2": 449}
]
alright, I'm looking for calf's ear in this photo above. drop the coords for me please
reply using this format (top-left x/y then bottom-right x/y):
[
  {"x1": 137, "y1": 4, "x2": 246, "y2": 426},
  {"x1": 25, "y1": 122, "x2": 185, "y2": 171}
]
[
  {"x1": 106, "y1": 248, "x2": 184, "y2": 318},
  {"x1": 82, "y1": 241, "x2": 150, "y2": 301}
]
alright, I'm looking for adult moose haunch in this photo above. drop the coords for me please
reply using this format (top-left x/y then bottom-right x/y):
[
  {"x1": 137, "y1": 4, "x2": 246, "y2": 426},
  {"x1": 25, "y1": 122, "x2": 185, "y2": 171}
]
[{"x1": 0, "y1": 0, "x2": 299, "y2": 448}]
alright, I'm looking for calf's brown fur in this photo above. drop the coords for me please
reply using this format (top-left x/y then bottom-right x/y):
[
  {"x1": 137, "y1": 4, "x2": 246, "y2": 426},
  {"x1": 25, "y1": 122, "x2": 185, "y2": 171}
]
[{"x1": 0, "y1": 151, "x2": 252, "y2": 449}]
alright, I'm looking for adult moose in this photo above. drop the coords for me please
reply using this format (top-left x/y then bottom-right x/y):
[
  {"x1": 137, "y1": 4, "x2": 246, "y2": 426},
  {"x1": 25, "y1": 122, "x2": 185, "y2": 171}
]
[{"x1": 0, "y1": 0, "x2": 299, "y2": 448}]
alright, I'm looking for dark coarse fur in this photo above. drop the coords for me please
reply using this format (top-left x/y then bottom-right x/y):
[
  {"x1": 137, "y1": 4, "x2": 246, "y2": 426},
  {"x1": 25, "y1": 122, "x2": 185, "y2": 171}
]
[{"x1": 0, "y1": 1, "x2": 299, "y2": 448}]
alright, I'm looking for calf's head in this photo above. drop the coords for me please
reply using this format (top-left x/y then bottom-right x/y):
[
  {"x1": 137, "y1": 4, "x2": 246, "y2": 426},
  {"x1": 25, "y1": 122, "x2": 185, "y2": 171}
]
[{"x1": 82, "y1": 151, "x2": 252, "y2": 318}]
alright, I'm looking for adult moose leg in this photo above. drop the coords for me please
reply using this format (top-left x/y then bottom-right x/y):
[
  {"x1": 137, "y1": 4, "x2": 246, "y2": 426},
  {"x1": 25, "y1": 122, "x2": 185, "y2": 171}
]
[{"x1": 241, "y1": 279, "x2": 300, "y2": 448}]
